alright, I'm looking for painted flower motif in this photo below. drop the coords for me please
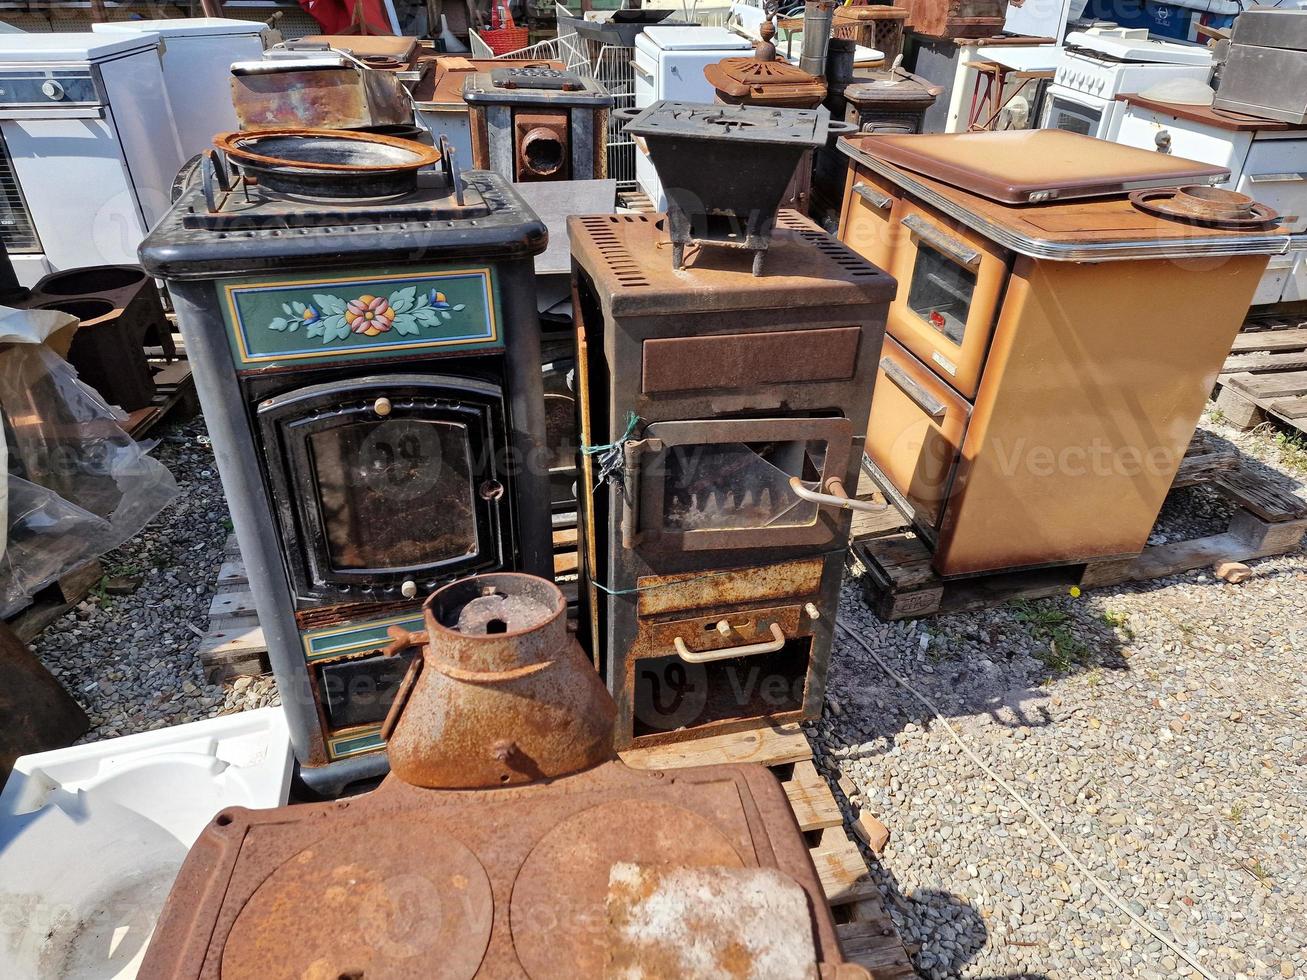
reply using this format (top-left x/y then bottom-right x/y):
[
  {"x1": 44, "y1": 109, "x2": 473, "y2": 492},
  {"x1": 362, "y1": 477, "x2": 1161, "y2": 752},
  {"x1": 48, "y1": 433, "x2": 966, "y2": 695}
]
[
  {"x1": 346, "y1": 294, "x2": 395, "y2": 336},
  {"x1": 301, "y1": 306, "x2": 319, "y2": 323},
  {"x1": 428, "y1": 289, "x2": 451, "y2": 310}
]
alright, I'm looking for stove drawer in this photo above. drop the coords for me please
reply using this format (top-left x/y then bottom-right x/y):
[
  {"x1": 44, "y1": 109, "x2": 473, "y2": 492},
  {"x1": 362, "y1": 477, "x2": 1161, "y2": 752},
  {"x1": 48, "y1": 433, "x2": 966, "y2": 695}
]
[
  {"x1": 627, "y1": 602, "x2": 819, "y2": 744},
  {"x1": 621, "y1": 417, "x2": 854, "y2": 553},
  {"x1": 886, "y1": 199, "x2": 1009, "y2": 400},
  {"x1": 838, "y1": 167, "x2": 905, "y2": 273},
  {"x1": 865, "y1": 336, "x2": 970, "y2": 529}
]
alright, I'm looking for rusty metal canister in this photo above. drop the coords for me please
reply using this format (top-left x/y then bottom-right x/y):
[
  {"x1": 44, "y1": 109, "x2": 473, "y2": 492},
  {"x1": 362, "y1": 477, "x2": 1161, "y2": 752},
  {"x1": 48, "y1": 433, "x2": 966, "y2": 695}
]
[{"x1": 382, "y1": 573, "x2": 616, "y2": 788}]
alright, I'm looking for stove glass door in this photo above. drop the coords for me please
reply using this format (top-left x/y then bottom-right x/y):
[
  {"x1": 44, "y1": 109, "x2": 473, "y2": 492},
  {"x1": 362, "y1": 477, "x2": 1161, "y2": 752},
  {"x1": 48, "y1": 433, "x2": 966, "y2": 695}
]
[
  {"x1": 260, "y1": 375, "x2": 507, "y2": 603},
  {"x1": 1043, "y1": 94, "x2": 1102, "y2": 137},
  {"x1": 626, "y1": 417, "x2": 853, "y2": 552}
]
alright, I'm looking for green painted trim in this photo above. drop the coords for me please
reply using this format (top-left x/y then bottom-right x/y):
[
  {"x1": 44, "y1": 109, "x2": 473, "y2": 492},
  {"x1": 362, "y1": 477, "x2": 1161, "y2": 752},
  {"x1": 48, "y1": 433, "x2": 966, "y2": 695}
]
[
  {"x1": 302, "y1": 611, "x2": 426, "y2": 663},
  {"x1": 218, "y1": 266, "x2": 504, "y2": 368},
  {"x1": 328, "y1": 726, "x2": 385, "y2": 760}
]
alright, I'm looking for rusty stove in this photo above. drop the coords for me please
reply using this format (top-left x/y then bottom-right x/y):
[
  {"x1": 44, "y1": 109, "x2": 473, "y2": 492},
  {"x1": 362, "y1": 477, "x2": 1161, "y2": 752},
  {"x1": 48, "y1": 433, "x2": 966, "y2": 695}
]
[
  {"x1": 620, "y1": 101, "x2": 849, "y2": 274},
  {"x1": 569, "y1": 211, "x2": 894, "y2": 751},
  {"x1": 138, "y1": 133, "x2": 552, "y2": 796},
  {"x1": 463, "y1": 68, "x2": 614, "y2": 183},
  {"x1": 138, "y1": 574, "x2": 871, "y2": 980}
]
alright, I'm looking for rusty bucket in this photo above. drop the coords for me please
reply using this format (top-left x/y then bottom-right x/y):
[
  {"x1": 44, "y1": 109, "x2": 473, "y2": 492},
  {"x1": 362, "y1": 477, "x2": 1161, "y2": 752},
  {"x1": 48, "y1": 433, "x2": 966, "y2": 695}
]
[{"x1": 381, "y1": 573, "x2": 616, "y2": 788}]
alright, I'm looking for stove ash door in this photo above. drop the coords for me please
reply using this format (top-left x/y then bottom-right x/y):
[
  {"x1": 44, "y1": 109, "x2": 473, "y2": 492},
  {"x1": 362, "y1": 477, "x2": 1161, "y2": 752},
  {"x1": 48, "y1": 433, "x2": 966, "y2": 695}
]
[
  {"x1": 259, "y1": 374, "x2": 509, "y2": 604},
  {"x1": 622, "y1": 417, "x2": 854, "y2": 553}
]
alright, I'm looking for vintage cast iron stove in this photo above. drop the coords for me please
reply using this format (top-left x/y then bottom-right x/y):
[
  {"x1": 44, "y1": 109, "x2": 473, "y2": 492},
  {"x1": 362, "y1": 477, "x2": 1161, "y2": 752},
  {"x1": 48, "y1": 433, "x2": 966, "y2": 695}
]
[
  {"x1": 463, "y1": 68, "x2": 613, "y2": 183},
  {"x1": 620, "y1": 101, "x2": 846, "y2": 274},
  {"x1": 138, "y1": 574, "x2": 870, "y2": 980},
  {"x1": 139, "y1": 132, "x2": 552, "y2": 795},
  {"x1": 570, "y1": 211, "x2": 894, "y2": 750}
]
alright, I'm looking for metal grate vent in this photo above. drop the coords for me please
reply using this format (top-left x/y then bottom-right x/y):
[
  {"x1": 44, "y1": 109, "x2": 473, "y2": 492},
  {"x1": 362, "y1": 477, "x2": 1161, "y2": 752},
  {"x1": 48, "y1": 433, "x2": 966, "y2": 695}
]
[
  {"x1": 579, "y1": 214, "x2": 652, "y2": 288},
  {"x1": 0, "y1": 132, "x2": 39, "y2": 254},
  {"x1": 777, "y1": 212, "x2": 883, "y2": 279}
]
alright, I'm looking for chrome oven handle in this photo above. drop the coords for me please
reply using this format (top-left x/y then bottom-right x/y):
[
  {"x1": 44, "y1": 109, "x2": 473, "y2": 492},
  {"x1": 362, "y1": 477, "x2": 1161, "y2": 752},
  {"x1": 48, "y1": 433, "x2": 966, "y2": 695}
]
[
  {"x1": 788, "y1": 476, "x2": 888, "y2": 513},
  {"x1": 852, "y1": 181, "x2": 893, "y2": 211},
  {"x1": 880, "y1": 356, "x2": 947, "y2": 420},
  {"x1": 902, "y1": 213, "x2": 982, "y2": 271},
  {"x1": 673, "y1": 622, "x2": 786, "y2": 663}
]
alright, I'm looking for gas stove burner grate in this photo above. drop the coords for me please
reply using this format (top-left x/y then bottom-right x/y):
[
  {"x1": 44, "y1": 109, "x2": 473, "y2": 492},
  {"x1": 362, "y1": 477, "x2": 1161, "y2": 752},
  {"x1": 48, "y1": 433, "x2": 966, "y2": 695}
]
[{"x1": 490, "y1": 66, "x2": 585, "y2": 91}]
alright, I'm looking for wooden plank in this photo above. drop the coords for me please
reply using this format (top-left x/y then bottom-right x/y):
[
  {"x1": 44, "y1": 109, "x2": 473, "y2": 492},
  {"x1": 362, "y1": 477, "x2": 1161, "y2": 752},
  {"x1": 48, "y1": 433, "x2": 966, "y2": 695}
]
[
  {"x1": 1224, "y1": 349, "x2": 1307, "y2": 374},
  {"x1": 782, "y1": 760, "x2": 844, "y2": 833},
  {"x1": 811, "y1": 827, "x2": 881, "y2": 907},
  {"x1": 1230, "y1": 327, "x2": 1307, "y2": 353},
  {"x1": 552, "y1": 526, "x2": 578, "y2": 550},
  {"x1": 1170, "y1": 446, "x2": 1240, "y2": 488},
  {"x1": 854, "y1": 532, "x2": 936, "y2": 589},
  {"x1": 1267, "y1": 394, "x2": 1307, "y2": 421},
  {"x1": 552, "y1": 550, "x2": 579, "y2": 576},
  {"x1": 1214, "y1": 384, "x2": 1266, "y2": 430},
  {"x1": 619, "y1": 721, "x2": 811, "y2": 771},
  {"x1": 1212, "y1": 467, "x2": 1307, "y2": 522},
  {"x1": 209, "y1": 590, "x2": 258, "y2": 620},
  {"x1": 850, "y1": 504, "x2": 910, "y2": 541},
  {"x1": 216, "y1": 557, "x2": 249, "y2": 588},
  {"x1": 1227, "y1": 369, "x2": 1307, "y2": 399},
  {"x1": 837, "y1": 919, "x2": 917, "y2": 980},
  {"x1": 197, "y1": 616, "x2": 269, "y2": 681}
]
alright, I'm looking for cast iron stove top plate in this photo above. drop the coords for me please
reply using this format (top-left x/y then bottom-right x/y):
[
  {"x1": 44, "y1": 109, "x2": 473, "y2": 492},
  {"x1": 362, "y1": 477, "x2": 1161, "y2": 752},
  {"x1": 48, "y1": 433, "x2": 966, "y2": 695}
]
[
  {"x1": 621, "y1": 100, "x2": 827, "y2": 147},
  {"x1": 491, "y1": 66, "x2": 585, "y2": 90},
  {"x1": 181, "y1": 172, "x2": 491, "y2": 231}
]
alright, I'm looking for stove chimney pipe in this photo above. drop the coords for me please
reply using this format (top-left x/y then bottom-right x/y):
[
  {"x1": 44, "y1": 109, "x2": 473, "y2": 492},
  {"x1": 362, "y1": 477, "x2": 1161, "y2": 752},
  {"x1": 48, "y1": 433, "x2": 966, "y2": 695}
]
[{"x1": 800, "y1": 0, "x2": 837, "y2": 79}]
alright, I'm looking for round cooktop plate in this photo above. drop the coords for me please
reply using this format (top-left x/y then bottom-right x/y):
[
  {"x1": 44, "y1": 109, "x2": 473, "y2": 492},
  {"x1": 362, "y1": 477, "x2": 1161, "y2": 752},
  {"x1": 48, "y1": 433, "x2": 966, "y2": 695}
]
[
  {"x1": 509, "y1": 798, "x2": 745, "y2": 978},
  {"x1": 222, "y1": 819, "x2": 493, "y2": 980}
]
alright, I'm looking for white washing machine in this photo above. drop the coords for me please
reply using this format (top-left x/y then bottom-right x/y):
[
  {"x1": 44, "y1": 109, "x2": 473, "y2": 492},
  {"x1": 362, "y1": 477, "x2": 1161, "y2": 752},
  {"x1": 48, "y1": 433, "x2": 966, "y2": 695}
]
[
  {"x1": 93, "y1": 17, "x2": 275, "y2": 159},
  {"x1": 0, "y1": 33, "x2": 184, "y2": 286},
  {"x1": 632, "y1": 26, "x2": 753, "y2": 209}
]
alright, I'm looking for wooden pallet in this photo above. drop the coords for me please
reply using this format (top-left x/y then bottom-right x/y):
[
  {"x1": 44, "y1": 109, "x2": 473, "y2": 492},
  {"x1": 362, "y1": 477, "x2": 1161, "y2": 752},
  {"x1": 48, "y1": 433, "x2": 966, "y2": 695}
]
[
  {"x1": 4, "y1": 561, "x2": 104, "y2": 645},
  {"x1": 617, "y1": 188, "x2": 656, "y2": 213},
  {"x1": 1214, "y1": 316, "x2": 1307, "y2": 434},
  {"x1": 122, "y1": 355, "x2": 199, "y2": 441},
  {"x1": 853, "y1": 433, "x2": 1307, "y2": 621},
  {"x1": 200, "y1": 528, "x2": 584, "y2": 680},
  {"x1": 621, "y1": 724, "x2": 917, "y2": 980}
]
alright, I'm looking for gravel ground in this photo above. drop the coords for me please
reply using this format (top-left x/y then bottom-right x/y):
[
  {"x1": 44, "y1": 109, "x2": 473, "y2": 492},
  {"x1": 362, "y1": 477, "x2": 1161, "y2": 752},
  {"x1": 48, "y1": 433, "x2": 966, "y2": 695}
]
[
  {"x1": 814, "y1": 416, "x2": 1307, "y2": 979},
  {"x1": 24, "y1": 408, "x2": 1307, "y2": 978},
  {"x1": 31, "y1": 414, "x2": 277, "y2": 742}
]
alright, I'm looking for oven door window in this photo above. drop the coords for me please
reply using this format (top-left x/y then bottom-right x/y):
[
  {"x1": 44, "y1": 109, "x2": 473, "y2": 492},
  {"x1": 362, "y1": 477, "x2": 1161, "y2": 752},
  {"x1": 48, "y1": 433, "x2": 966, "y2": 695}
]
[
  {"x1": 260, "y1": 376, "x2": 506, "y2": 603},
  {"x1": 633, "y1": 418, "x2": 853, "y2": 552},
  {"x1": 907, "y1": 244, "x2": 976, "y2": 346},
  {"x1": 1045, "y1": 96, "x2": 1100, "y2": 136},
  {"x1": 310, "y1": 418, "x2": 478, "y2": 571}
]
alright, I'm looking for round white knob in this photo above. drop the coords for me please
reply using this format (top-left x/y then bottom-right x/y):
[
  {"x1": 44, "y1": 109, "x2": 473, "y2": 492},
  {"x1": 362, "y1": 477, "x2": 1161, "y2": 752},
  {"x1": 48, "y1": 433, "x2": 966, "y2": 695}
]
[
  {"x1": 374, "y1": 396, "x2": 392, "y2": 416},
  {"x1": 401, "y1": 580, "x2": 418, "y2": 599},
  {"x1": 41, "y1": 80, "x2": 64, "y2": 100}
]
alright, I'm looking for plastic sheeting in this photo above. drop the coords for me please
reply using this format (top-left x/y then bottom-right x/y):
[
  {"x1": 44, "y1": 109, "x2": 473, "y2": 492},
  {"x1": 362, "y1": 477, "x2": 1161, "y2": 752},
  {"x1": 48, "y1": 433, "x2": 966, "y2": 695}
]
[{"x1": 0, "y1": 310, "x2": 178, "y2": 617}]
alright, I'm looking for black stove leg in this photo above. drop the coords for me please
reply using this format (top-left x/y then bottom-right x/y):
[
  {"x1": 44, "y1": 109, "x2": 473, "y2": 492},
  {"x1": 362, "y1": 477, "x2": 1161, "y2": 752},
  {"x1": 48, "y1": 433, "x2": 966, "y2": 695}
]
[{"x1": 752, "y1": 249, "x2": 766, "y2": 277}]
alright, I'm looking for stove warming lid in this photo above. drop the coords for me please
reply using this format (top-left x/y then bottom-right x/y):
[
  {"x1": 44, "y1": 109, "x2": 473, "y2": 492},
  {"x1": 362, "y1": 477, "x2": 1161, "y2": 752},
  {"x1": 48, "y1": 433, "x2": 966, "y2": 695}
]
[
  {"x1": 622, "y1": 100, "x2": 829, "y2": 148},
  {"x1": 703, "y1": 57, "x2": 827, "y2": 104},
  {"x1": 855, "y1": 130, "x2": 1231, "y2": 204}
]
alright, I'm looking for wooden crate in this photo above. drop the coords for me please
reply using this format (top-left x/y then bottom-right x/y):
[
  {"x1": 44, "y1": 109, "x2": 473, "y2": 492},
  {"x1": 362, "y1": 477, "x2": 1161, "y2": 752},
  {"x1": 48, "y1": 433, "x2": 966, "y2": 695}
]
[
  {"x1": 622, "y1": 723, "x2": 917, "y2": 979},
  {"x1": 834, "y1": 6, "x2": 907, "y2": 64},
  {"x1": 852, "y1": 433, "x2": 1307, "y2": 620},
  {"x1": 1214, "y1": 316, "x2": 1307, "y2": 434}
]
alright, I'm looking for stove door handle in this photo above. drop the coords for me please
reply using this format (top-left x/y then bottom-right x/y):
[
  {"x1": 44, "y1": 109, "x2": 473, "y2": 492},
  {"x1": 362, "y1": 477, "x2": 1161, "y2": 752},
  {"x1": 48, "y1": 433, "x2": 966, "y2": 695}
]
[
  {"x1": 902, "y1": 214, "x2": 982, "y2": 271},
  {"x1": 880, "y1": 356, "x2": 947, "y2": 420},
  {"x1": 379, "y1": 626, "x2": 428, "y2": 742},
  {"x1": 674, "y1": 622, "x2": 787, "y2": 663},
  {"x1": 852, "y1": 181, "x2": 893, "y2": 211},
  {"x1": 789, "y1": 476, "x2": 888, "y2": 513}
]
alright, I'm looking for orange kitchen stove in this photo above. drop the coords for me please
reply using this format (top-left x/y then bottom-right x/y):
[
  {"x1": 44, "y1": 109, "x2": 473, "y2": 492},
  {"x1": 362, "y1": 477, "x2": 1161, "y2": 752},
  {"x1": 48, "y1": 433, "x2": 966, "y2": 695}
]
[{"x1": 836, "y1": 130, "x2": 1297, "y2": 578}]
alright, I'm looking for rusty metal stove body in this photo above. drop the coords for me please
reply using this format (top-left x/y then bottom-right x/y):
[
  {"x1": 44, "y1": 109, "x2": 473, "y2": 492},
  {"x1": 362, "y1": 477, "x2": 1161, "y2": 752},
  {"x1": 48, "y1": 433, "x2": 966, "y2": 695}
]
[
  {"x1": 464, "y1": 68, "x2": 613, "y2": 183},
  {"x1": 570, "y1": 211, "x2": 895, "y2": 751},
  {"x1": 138, "y1": 573, "x2": 870, "y2": 979},
  {"x1": 139, "y1": 150, "x2": 552, "y2": 795}
]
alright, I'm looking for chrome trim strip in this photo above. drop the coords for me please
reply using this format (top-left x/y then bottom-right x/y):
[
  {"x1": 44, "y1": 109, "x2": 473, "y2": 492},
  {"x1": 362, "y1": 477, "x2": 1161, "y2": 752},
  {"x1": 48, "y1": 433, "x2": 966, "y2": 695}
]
[{"x1": 838, "y1": 139, "x2": 1293, "y2": 262}]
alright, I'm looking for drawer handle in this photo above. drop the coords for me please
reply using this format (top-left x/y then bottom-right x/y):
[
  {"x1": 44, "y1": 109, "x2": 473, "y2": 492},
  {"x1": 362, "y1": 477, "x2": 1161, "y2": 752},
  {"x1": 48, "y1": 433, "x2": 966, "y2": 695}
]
[
  {"x1": 1247, "y1": 172, "x2": 1307, "y2": 183},
  {"x1": 852, "y1": 181, "x2": 893, "y2": 211},
  {"x1": 902, "y1": 214, "x2": 982, "y2": 270},
  {"x1": 880, "y1": 356, "x2": 948, "y2": 420},
  {"x1": 788, "y1": 476, "x2": 889, "y2": 513},
  {"x1": 673, "y1": 622, "x2": 786, "y2": 663}
]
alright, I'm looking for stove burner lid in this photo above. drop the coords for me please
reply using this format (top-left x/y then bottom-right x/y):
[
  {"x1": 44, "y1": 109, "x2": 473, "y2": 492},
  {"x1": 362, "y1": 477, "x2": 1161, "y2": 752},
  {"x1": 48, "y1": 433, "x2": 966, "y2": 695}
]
[
  {"x1": 622, "y1": 100, "x2": 830, "y2": 148},
  {"x1": 490, "y1": 66, "x2": 585, "y2": 90},
  {"x1": 1129, "y1": 185, "x2": 1279, "y2": 228},
  {"x1": 221, "y1": 819, "x2": 493, "y2": 980}
]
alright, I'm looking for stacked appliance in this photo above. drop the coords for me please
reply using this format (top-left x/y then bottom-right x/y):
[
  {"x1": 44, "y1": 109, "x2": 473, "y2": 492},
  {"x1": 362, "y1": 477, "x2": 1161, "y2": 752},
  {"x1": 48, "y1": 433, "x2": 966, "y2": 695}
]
[
  {"x1": 139, "y1": 133, "x2": 551, "y2": 794},
  {"x1": 0, "y1": 33, "x2": 183, "y2": 287},
  {"x1": 632, "y1": 26, "x2": 753, "y2": 209},
  {"x1": 1109, "y1": 94, "x2": 1307, "y2": 306},
  {"x1": 1040, "y1": 25, "x2": 1214, "y2": 137},
  {"x1": 1214, "y1": 6, "x2": 1307, "y2": 125},
  {"x1": 572, "y1": 102, "x2": 896, "y2": 750},
  {"x1": 91, "y1": 17, "x2": 274, "y2": 158}
]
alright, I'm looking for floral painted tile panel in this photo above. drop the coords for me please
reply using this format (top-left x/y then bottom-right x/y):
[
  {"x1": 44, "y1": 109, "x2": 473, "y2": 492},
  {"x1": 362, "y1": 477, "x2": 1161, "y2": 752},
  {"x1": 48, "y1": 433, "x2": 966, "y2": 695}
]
[{"x1": 219, "y1": 266, "x2": 501, "y2": 367}]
